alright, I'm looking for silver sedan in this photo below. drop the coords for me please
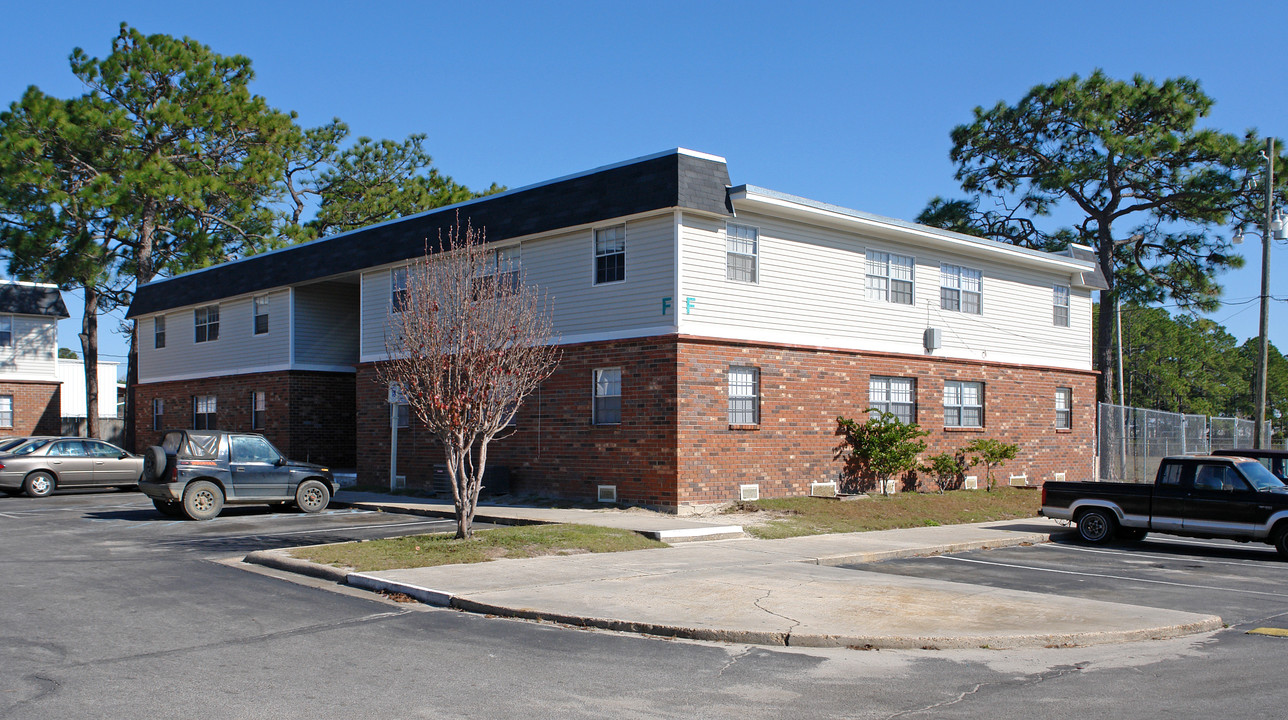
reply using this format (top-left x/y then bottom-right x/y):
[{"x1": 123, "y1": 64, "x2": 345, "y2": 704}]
[{"x1": 0, "y1": 438, "x2": 143, "y2": 497}]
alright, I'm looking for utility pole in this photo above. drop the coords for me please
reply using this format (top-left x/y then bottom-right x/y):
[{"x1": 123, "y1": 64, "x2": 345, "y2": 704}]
[{"x1": 1255, "y1": 138, "x2": 1275, "y2": 449}]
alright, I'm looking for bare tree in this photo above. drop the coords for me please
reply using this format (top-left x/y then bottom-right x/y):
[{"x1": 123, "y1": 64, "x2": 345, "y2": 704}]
[{"x1": 379, "y1": 220, "x2": 561, "y2": 539}]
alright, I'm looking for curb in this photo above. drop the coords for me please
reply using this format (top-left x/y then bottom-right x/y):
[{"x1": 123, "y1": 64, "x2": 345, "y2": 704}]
[{"x1": 243, "y1": 549, "x2": 350, "y2": 583}]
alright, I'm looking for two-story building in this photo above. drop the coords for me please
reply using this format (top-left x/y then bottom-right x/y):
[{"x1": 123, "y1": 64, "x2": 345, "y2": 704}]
[
  {"x1": 126, "y1": 149, "x2": 1103, "y2": 511},
  {"x1": 0, "y1": 281, "x2": 67, "y2": 437}
]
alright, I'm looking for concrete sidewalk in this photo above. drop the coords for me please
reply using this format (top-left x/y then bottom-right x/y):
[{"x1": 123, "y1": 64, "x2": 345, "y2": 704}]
[{"x1": 249, "y1": 493, "x2": 1223, "y2": 650}]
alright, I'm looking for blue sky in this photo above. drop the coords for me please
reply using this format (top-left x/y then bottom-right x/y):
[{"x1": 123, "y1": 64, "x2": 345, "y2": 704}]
[{"x1": 3, "y1": 0, "x2": 1287, "y2": 377}]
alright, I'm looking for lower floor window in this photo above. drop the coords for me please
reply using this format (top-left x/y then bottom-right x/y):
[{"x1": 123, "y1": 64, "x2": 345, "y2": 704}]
[
  {"x1": 593, "y1": 368, "x2": 622, "y2": 425},
  {"x1": 1055, "y1": 387, "x2": 1072, "y2": 429},
  {"x1": 0, "y1": 395, "x2": 11, "y2": 428},
  {"x1": 869, "y1": 376, "x2": 915, "y2": 424},
  {"x1": 193, "y1": 395, "x2": 217, "y2": 430},
  {"x1": 252, "y1": 391, "x2": 266, "y2": 429},
  {"x1": 728, "y1": 366, "x2": 760, "y2": 425},
  {"x1": 152, "y1": 398, "x2": 164, "y2": 431},
  {"x1": 943, "y1": 381, "x2": 983, "y2": 427}
]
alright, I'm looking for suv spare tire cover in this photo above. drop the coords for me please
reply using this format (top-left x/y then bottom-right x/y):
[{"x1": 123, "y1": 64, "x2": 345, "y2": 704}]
[{"x1": 143, "y1": 446, "x2": 167, "y2": 482}]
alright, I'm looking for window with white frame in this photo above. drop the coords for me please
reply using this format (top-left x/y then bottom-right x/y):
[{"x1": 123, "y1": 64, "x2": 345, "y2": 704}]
[
  {"x1": 593, "y1": 368, "x2": 622, "y2": 424},
  {"x1": 728, "y1": 367, "x2": 760, "y2": 425},
  {"x1": 940, "y1": 264, "x2": 982, "y2": 314},
  {"x1": 594, "y1": 225, "x2": 626, "y2": 285},
  {"x1": 0, "y1": 395, "x2": 11, "y2": 427},
  {"x1": 943, "y1": 381, "x2": 983, "y2": 428},
  {"x1": 391, "y1": 267, "x2": 409, "y2": 313},
  {"x1": 152, "y1": 398, "x2": 164, "y2": 431},
  {"x1": 193, "y1": 395, "x2": 217, "y2": 430},
  {"x1": 154, "y1": 316, "x2": 166, "y2": 349},
  {"x1": 869, "y1": 376, "x2": 916, "y2": 424},
  {"x1": 866, "y1": 251, "x2": 914, "y2": 305},
  {"x1": 252, "y1": 390, "x2": 266, "y2": 429},
  {"x1": 194, "y1": 305, "x2": 219, "y2": 343},
  {"x1": 0, "y1": 316, "x2": 11, "y2": 347},
  {"x1": 1053, "y1": 285, "x2": 1071, "y2": 327},
  {"x1": 1055, "y1": 387, "x2": 1072, "y2": 429},
  {"x1": 253, "y1": 296, "x2": 269, "y2": 335},
  {"x1": 726, "y1": 223, "x2": 759, "y2": 283}
]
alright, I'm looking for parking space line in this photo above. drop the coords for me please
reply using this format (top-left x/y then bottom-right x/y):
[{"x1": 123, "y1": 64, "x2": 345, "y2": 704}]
[
  {"x1": 935, "y1": 555, "x2": 1288, "y2": 599},
  {"x1": 1036, "y1": 542, "x2": 1274, "y2": 568}
]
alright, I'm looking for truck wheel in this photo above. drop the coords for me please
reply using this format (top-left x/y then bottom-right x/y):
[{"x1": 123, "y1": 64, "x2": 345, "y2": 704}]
[
  {"x1": 182, "y1": 480, "x2": 224, "y2": 521},
  {"x1": 295, "y1": 479, "x2": 331, "y2": 514},
  {"x1": 1275, "y1": 529, "x2": 1288, "y2": 560},
  {"x1": 1077, "y1": 508, "x2": 1116, "y2": 544}
]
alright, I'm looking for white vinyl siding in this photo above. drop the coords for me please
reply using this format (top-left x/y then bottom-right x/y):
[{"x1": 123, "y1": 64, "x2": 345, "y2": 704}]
[
  {"x1": 679, "y1": 212, "x2": 1093, "y2": 371},
  {"x1": 0, "y1": 315, "x2": 57, "y2": 379},
  {"x1": 138, "y1": 292, "x2": 290, "y2": 382},
  {"x1": 360, "y1": 214, "x2": 676, "y2": 359},
  {"x1": 294, "y1": 282, "x2": 360, "y2": 367}
]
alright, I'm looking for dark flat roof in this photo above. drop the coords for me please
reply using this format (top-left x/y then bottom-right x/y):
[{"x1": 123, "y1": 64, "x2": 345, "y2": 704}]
[
  {"x1": 128, "y1": 149, "x2": 732, "y2": 318},
  {"x1": 0, "y1": 283, "x2": 69, "y2": 318}
]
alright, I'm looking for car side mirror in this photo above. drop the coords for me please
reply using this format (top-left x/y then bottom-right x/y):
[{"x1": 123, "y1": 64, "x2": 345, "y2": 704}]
[
  {"x1": 275, "y1": 457, "x2": 286, "y2": 466},
  {"x1": 120, "y1": 452, "x2": 128, "y2": 459}
]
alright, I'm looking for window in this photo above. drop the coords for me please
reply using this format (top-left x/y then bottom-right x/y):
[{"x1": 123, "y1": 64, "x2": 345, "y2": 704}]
[
  {"x1": 154, "y1": 316, "x2": 166, "y2": 349},
  {"x1": 152, "y1": 398, "x2": 164, "y2": 431},
  {"x1": 1193, "y1": 464, "x2": 1245, "y2": 492},
  {"x1": 940, "y1": 264, "x2": 982, "y2": 314},
  {"x1": 474, "y1": 247, "x2": 521, "y2": 298},
  {"x1": 1159, "y1": 462, "x2": 1183, "y2": 486},
  {"x1": 726, "y1": 223, "x2": 759, "y2": 283},
  {"x1": 391, "y1": 267, "x2": 409, "y2": 313},
  {"x1": 943, "y1": 380, "x2": 983, "y2": 428},
  {"x1": 1055, "y1": 387, "x2": 1072, "y2": 429},
  {"x1": 593, "y1": 368, "x2": 622, "y2": 424},
  {"x1": 594, "y1": 225, "x2": 626, "y2": 284},
  {"x1": 193, "y1": 395, "x2": 217, "y2": 430},
  {"x1": 728, "y1": 367, "x2": 759, "y2": 425},
  {"x1": 869, "y1": 376, "x2": 916, "y2": 424},
  {"x1": 230, "y1": 435, "x2": 281, "y2": 464},
  {"x1": 866, "y1": 251, "x2": 914, "y2": 305},
  {"x1": 48, "y1": 440, "x2": 88, "y2": 457},
  {"x1": 0, "y1": 395, "x2": 11, "y2": 428},
  {"x1": 252, "y1": 391, "x2": 266, "y2": 429},
  {"x1": 253, "y1": 296, "x2": 269, "y2": 335},
  {"x1": 0, "y1": 316, "x2": 10, "y2": 347},
  {"x1": 1053, "y1": 285, "x2": 1070, "y2": 327},
  {"x1": 194, "y1": 305, "x2": 219, "y2": 343}
]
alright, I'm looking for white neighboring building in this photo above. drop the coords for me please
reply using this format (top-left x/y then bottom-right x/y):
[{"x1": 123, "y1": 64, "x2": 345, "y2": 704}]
[{"x1": 57, "y1": 359, "x2": 121, "y2": 418}]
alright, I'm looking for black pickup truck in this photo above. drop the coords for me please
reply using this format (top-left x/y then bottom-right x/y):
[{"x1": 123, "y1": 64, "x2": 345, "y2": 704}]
[{"x1": 1041, "y1": 455, "x2": 1288, "y2": 558}]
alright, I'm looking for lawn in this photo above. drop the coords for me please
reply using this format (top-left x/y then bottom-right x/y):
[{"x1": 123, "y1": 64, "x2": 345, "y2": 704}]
[
  {"x1": 729, "y1": 487, "x2": 1042, "y2": 539},
  {"x1": 290, "y1": 523, "x2": 667, "y2": 572}
]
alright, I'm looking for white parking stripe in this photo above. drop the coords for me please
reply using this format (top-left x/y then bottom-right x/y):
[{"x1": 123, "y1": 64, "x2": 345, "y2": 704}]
[
  {"x1": 1036, "y1": 542, "x2": 1273, "y2": 568},
  {"x1": 935, "y1": 555, "x2": 1288, "y2": 599}
]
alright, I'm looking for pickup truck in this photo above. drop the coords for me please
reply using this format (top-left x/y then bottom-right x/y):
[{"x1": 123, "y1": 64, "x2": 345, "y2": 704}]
[{"x1": 1041, "y1": 455, "x2": 1288, "y2": 558}]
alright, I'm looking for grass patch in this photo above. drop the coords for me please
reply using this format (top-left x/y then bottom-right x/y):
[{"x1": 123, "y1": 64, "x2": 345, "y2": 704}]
[
  {"x1": 729, "y1": 487, "x2": 1040, "y2": 539},
  {"x1": 290, "y1": 523, "x2": 667, "y2": 572}
]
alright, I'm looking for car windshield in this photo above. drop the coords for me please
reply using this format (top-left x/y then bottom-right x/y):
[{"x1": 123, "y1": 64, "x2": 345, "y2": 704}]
[
  {"x1": 0, "y1": 437, "x2": 28, "y2": 452},
  {"x1": 11, "y1": 439, "x2": 51, "y2": 455},
  {"x1": 1238, "y1": 460, "x2": 1287, "y2": 491}
]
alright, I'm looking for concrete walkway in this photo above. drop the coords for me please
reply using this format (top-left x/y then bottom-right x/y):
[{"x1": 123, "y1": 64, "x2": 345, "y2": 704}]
[{"x1": 247, "y1": 492, "x2": 1223, "y2": 650}]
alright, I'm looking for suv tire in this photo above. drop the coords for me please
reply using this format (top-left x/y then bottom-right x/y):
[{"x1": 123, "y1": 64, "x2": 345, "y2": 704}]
[
  {"x1": 182, "y1": 480, "x2": 224, "y2": 521},
  {"x1": 295, "y1": 479, "x2": 331, "y2": 514},
  {"x1": 142, "y1": 446, "x2": 168, "y2": 482}
]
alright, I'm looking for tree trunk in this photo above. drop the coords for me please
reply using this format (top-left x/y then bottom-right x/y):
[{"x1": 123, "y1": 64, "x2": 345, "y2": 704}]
[
  {"x1": 1095, "y1": 232, "x2": 1117, "y2": 405},
  {"x1": 80, "y1": 286, "x2": 100, "y2": 439},
  {"x1": 124, "y1": 204, "x2": 157, "y2": 452}
]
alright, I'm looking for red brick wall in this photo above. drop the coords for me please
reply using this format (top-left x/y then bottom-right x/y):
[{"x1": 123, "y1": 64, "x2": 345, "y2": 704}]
[
  {"x1": 133, "y1": 371, "x2": 355, "y2": 467},
  {"x1": 675, "y1": 337, "x2": 1097, "y2": 504},
  {"x1": 0, "y1": 380, "x2": 61, "y2": 436},
  {"x1": 355, "y1": 337, "x2": 681, "y2": 506}
]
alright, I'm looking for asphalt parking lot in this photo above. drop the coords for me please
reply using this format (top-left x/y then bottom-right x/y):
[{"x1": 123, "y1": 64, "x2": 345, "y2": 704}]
[
  {"x1": 854, "y1": 534, "x2": 1288, "y2": 629},
  {"x1": 0, "y1": 488, "x2": 485, "y2": 556}
]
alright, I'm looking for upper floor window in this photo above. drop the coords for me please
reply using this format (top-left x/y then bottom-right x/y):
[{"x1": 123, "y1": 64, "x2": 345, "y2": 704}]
[
  {"x1": 193, "y1": 395, "x2": 217, "y2": 430},
  {"x1": 726, "y1": 223, "x2": 759, "y2": 283},
  {"x1": 940, "y1": 264, "x2": 982, "y2": 314},
  {"x1": 1053, "y1": 285, "x2": 1071, "y2": 327},
  {"x1": 0, "y1": 395, "x2": 11, "y2": 428},
  {"x1": 594, "y1": 225, "x2": 626, "y2": 285},
  {"x1": 253, "y1": 296, "x2": 270, "y2": 335},
  {"x1": 391, "y1": 267, "x2": 409, "y2": 313},
  {"x1": 1055, "y1": 387, "x2": 1072, "y2": 429},
  {"x1": 475, "y1": 247, "x2": 521, "y2": 298},
  {"x1": 154, "y1": 316, "x2": 166, "y2": 349},
  {"x1": 728, "y1": 366, "x2": 760, "y2": 425},
  {"x1": 866, "y1": 251, "x2": 914, "y2": 305},
  {"x1": 252, "y1": 390, "x2": 266, "y2": 429},
  {"x1": 194, "y1": 306, "x2": 219, "y2": 343},
  {"x1": 593, "y1": 368, "x2": 622, "y2": 424},
  {"x1": 869, "y1": 376, "x2": 916, "y2": 424},
  {"x1": 0, "y1": 316, "x2": 10, "y2": 347},
  {"x1": 943, "y1": 380, "x2": 983, "y2": 428}
]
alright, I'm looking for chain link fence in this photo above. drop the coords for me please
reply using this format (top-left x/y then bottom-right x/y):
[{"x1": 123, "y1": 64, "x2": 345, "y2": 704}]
[{"x1": 1097, "y1": 403, "x2": 1279, "y2": 483}]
